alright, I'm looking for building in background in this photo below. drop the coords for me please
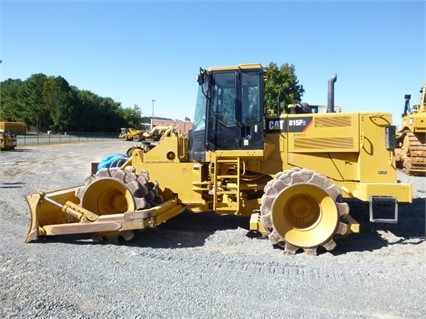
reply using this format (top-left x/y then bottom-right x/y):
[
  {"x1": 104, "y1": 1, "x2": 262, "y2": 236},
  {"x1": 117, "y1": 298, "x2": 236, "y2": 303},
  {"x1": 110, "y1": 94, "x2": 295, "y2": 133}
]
[{"x1": 152, "y1": 119, "x2": 193, "y2": 134}]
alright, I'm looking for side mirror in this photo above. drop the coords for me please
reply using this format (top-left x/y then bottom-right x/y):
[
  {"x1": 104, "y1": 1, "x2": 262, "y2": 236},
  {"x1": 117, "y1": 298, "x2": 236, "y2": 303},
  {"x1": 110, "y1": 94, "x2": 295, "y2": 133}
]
[
  {"x1": 195, "y1": 74, "x2": 203, "y2": 85},
  {"x1": 196, "y1": 68, "x2": 206, "y2": 85}
]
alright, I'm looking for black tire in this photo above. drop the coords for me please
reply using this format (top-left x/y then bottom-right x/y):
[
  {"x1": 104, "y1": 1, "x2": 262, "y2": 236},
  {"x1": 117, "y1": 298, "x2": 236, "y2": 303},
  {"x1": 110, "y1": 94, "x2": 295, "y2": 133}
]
[
  {"x1": 133, "y1": 134, "x2": 141, "y2": 142},
  {"x1": 260, "y1": 167, "x2": 350, "y2": 255},
  {"x1": 76, "y1": 167, "x2": 162, "y2": 243}
]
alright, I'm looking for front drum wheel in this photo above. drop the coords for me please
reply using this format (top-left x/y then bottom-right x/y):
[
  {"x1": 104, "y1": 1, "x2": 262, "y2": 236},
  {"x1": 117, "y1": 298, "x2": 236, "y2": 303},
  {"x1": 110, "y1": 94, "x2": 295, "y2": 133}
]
[{"x1": 76, "y1": 167, "x2": 162, "y2": 243}]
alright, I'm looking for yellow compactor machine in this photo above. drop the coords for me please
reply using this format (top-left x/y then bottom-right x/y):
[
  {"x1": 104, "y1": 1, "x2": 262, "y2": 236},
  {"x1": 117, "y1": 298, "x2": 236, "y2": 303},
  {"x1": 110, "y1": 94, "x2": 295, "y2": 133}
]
[
  {"x1": 395, "y1": 84, "x2": 426, "y2": 175},
  {"x1": 26, "y1": 64, "x2": 412, "y2": 255}
]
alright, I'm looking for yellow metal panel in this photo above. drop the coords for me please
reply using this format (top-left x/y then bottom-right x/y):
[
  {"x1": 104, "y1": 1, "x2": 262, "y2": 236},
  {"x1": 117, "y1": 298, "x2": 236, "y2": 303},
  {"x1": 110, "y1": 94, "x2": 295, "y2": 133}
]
[
  {"x1": 287, "y1": 153, "x2": 358, "y2": 181},
  {"x1": 210, "y1": 149, "x2": 264, "y2": 159},
  {"x1": 358, "y1": 112, "x2": 397, "y2": 183},
  {"x1": 344, "y1": 215, "x2": 360, "y2": 233},
  {"x1": 207, "y1": 63, "x2": 263, "y2": 72},
  {"x1": 287, "y1": 113, "x2": 359, "y2": 153},
  {"x1": 294, "y1": 137, "x2": 354, "y2": 150},
  {"x1": 144, "y1": 162, "x2": 205, "y2": 202},
  {"x1": 413, "y1": 116, "x2": 426, "y2": 132},
  {"x1": 338, "y1": 181, "x2": 412, "y2": 203},
  {"x1": 249, "y1": 212, "x2": 267, "y2": 233},
  {"x1": 315, "y1": 116, "x2": 352, "y2": 127}
]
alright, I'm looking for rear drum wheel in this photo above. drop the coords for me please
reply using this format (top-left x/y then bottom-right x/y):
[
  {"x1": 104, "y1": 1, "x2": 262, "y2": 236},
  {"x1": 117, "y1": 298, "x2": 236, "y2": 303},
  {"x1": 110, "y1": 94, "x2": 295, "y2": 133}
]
[{"x1": 260, "y1": 167, "x2": 350, "y2": 255}]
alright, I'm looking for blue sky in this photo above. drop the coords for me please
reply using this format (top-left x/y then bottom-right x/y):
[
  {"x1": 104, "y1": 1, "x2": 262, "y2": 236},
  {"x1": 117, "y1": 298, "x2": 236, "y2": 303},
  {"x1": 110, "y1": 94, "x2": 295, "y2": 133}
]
[{"x1": 0, "y1": 0, "x2": 424, "y2": 125}]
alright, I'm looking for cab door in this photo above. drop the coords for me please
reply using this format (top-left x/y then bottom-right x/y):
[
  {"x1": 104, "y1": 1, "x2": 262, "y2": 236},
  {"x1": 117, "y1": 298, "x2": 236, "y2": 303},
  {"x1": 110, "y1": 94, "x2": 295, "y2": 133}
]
[{"x1": 206, "y1": 69, "x2": 263, "y2": 150}]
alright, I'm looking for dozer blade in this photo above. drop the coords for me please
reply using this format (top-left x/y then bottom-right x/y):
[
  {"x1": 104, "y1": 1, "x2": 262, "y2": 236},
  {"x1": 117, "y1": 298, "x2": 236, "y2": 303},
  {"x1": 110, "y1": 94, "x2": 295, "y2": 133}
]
[
  {"x1": 26, "y1": 188, "x2": 186, "y2": 243},
  {"x1": 26, "y1": 187, "x2": 81, "y2": 242}
]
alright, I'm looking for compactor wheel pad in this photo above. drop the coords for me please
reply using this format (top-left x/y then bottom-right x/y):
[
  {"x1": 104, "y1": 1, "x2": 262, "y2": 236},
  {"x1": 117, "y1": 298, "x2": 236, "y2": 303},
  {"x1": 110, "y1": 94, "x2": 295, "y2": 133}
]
[
  {"x1": 76, "y1": 167, "x2": 162, "y2": 243},
  {"x1": 260, "y1": 167, "x2": 350, "y2": 255}
]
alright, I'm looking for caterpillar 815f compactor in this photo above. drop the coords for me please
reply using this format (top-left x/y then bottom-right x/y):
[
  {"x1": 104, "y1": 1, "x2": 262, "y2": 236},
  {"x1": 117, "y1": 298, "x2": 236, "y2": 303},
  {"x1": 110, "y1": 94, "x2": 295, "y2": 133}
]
[
  {"x1": 26, "y1": 64, "x2": 412, "y2": 255},
  {"x1": 395, "y1": 84, "x2": 426, "y2": 175}
]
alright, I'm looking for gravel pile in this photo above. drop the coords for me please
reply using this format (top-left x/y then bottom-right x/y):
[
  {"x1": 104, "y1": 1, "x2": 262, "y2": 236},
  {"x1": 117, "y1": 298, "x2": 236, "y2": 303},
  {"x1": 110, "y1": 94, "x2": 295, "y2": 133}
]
[{"x1": 1, "y1": 141, "x2": 425, "y2": 319}]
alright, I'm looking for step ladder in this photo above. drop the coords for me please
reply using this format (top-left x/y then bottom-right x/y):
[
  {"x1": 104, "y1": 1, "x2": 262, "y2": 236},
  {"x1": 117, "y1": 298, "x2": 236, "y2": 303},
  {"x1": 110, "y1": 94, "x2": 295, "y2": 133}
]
[{"x1": 212, "y1": 157, "x2": 242, "y2": 213}]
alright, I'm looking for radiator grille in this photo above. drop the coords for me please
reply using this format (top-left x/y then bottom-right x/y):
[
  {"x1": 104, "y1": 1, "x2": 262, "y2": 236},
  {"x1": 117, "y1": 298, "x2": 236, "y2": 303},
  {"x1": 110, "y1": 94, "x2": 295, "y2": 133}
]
[
  {"x1": 294, "y1": 137, "x2": 354, "y2": 150},
  {"x1": 315, "y1": 116, "x2": 351, "y2": 127}
]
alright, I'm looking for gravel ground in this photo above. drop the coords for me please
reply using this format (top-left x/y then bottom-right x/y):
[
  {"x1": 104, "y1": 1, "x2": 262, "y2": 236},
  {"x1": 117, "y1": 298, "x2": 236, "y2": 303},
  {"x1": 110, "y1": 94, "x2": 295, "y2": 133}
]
[{"x1": 1, "y1": 141, "x2": 425, "y2": 319}]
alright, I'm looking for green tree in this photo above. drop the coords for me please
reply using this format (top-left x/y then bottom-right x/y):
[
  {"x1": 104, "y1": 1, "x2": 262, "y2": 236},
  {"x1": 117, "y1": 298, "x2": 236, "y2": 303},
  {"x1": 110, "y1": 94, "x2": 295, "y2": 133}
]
[
  {"x1": 98, "y1": 97, "x2": 124, "y2": 131},
  {"x1": 264, "y1": 62, "x2": 304, "y2": 115},
  {"x1": 2, "y1": 72, "x2": 199, "y2": 132},
  {"x1": 21, "y1": 74, "x2": 48, "y2": 130},
  {"x1": 0, "y1": 78, "x2": 24, "y2": 121},
  {"x1": 120, "y1": 104, "x2": 143, "y2": 129},
  {"x1": 43, "y1": 76, "x2": 74, "y2": 131},
  {"x1": 77, "y1": 90, "x2": 101, "y2": 131},
  {"x1": 71, "y1": 88, "x2": 96, "y2": 131},
  {"x1": 69, "y1": 89, "x2": 124, "y2": 132}
]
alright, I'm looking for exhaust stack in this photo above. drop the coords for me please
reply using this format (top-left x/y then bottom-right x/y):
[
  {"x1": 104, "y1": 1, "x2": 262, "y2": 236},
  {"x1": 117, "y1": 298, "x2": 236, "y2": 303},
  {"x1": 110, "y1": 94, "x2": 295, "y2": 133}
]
[{"x1": 327, "y1": 74, "x2": 337, "y2": 113}]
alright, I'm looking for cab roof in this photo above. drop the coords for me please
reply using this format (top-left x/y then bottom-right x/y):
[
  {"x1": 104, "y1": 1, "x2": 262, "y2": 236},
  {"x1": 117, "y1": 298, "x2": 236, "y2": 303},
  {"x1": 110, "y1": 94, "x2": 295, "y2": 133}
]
[{"x1": 207, "y1": 63, "x2": 263, "y2": 72}]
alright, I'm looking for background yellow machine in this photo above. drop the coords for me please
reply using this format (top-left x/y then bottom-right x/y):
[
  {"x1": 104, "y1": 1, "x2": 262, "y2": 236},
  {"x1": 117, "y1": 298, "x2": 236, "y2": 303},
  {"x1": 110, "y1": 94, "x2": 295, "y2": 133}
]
[
  {"x1": 395, "y1": 84, "x2": 426, "y2": 175},
  {"x1": 119, "y1": 127, "x2": 146, "y2": 141},
  {"x1": 0, "y1": 121, "x2": 26, "y2": 150},
  {"x1": 119, "y1": 126, "x2": 178, "y2": 143},
  {"x1": 26, "y1": 64, "x2": 412, "y2": 255}
]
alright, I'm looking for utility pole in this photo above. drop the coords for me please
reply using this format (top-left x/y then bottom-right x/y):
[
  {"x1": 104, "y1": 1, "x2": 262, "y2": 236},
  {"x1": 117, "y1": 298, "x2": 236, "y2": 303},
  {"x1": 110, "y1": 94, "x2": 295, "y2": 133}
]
[{"x1": 151, "y1": 99, "x2": 156, "y2": 128}]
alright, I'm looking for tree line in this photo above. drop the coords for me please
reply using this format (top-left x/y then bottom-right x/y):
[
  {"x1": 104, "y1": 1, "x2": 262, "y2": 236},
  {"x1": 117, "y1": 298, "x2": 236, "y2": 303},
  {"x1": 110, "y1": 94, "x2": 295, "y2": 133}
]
[
  {"x1": 0, "y1": 62, "x2": 304, "y2": 132},
  {"x1": 0, "y1": 73, "x2": 148, "y2": 133}
]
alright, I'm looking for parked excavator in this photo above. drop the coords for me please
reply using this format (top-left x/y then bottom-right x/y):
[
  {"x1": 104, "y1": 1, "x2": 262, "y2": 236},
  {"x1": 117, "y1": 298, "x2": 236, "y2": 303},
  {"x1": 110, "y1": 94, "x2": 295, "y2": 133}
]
[
  {"x1": 395, "y1": 84, "x2": 426, "y2": 175},
  {"x1": 25, "y1": 64, "x2": 413, "y2": 255}
]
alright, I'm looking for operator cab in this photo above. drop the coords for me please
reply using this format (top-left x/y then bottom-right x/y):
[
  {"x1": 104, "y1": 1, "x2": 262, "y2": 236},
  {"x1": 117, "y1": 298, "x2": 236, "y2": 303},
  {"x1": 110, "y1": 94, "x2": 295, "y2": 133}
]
[{"x1": 190, "y1": 64, "x2": 264, "y2": 162}]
